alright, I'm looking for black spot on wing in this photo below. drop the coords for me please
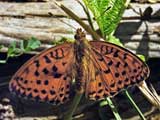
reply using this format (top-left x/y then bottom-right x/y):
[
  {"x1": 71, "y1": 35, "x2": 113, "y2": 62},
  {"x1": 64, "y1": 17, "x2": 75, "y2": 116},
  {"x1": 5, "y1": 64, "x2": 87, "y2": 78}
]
[
  {"x1": 62, "y1": 97, "x2": 68, "y2": 102},
  {"x1": 34, "y1": 89, "x2": 38, "y2": 93},
  {"x1": 123, "y1": 53, "x2": 128, "y2": 60},
  {"x1": 44, "y1": 80, "x2": 49, "y2": 85},
  {"x1": 65, "y1": 91, "x2": 70, "y2": 95},
  {"x1": 98, "y1": 82, "x2": 102, "y2": 87},
  {"x1": 113, "y1": 50, "x2": 119, "y2": 57},
  {"x1": 34, "y1": 60, "x2": 40, "y2": 67},
  {"x1": 107, "y1": 60, "x2": 113, "y2": 66},
  {"x1": 115, "y1": 73, "x2": 119, "y2": 78},
  {"x1": 43, "y1": 55, "x2": 51, "y2": 63},
  {"x1": 124, "y1": 62, "x2": 128, "y2": 68},
  {"x1": 27, "y1": 88, "x2": 31, "y2": 91},
  {"x1": 104, "y1": 69, "x2": 111, "y2": 74},
  {"x1": 100, "y1": 45, "x2": 113, "y2": 55},
  {"x1": 131, "y1": 76, "x2": 134, "y2": 79},
  {"x1": 103, "y1": 93, "x2": 107, "y2": 98},
  {"x1": 98, "y1": 57, "x2": 104, "y2": 61},
  {"x1": 66, "y1": 84, "x2": 70, "y2": 89},
  {"x1": 34, "y1": 70, "x2": 40, "y2": 77},
  {"x1": 50, "y1": 48, "x2": 65, "y2": 59},
  {"x1": 23, "y1": 80, "x2": 28, "y2": 84},
  {"x1": 50, "y1": 90, "x2": 55, "y2": 95},
  {"x1": 118, "y1": 80, "x2": 122, "y2": 85},
  {"x1": 20, "y1": 77, "x2": 23, "y2": 81},
  {"x1": 115, "y1": 62, "x2": 121, "y2": 68},
  {"x1": 62, "y1": 62, "x2": 67, "y2": 66},
  {"x1": 61, "y1": 87, "x2": 64, "y2": 91},
  {"x1": 95, "y1": 95, "x2": 100, "y2": 100},
  {"x1": 60, "y1": 94, "x2": 64, "y2": 97},
  {"x1": 14, "y1": 76, "x2": 20, "y2": 81},
  {"x1": 24, "y1": 67, "x2": 29, "y2": 74},
  {"x1": 133, "y1": 69, "x2": 137, "y2": 73},
  {"x1": 41, "y1": 90, "x2": 47, "y2": 94},
  {"x1": 63, "y1": 77, "x2": 67, "y2": 81},
  {"x1": 42, "y1": 68, "x2": 49, "y2": 75},
  {"x1": 98, "y1": 89, "x2": 103, "y2": 93},
  {"x1": 53, "y1": 73, "x2": 62, "y2": 78},
  {"x1": 124, "y1": 78, "x2": 129, "y2": 83},
  {"x1": 121, "y1": 71, "x2": 126, "y2": 76},
  {"x1": 52, "y1": 65, "x2": 58, "y2": 72},
  {"x1": 110, "y1": 83, "x2": 115, "y2": 88},
  {"x1": 36, "y1": 80, "x2": 41, "y2": 85}
]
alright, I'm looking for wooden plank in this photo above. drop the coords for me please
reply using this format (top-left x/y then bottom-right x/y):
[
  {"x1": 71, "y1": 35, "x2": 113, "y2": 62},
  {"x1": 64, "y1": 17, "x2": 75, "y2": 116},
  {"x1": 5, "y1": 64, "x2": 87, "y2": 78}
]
[
  {"x1": 123, "y1": 3, "x2": 160, "y2": 19},
  {"x1": 0, "y1": 1, "x2": 159, "y2": 58},
  {"x1": 0, "y1": 2, "x2": 159, "y2": 18}
]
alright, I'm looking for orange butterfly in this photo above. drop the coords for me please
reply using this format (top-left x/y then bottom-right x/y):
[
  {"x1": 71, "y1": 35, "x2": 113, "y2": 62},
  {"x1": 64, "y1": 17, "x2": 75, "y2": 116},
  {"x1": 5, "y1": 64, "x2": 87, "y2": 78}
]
[{"x1": 9, "y1": 28, "x2": 150, "y2": 105}]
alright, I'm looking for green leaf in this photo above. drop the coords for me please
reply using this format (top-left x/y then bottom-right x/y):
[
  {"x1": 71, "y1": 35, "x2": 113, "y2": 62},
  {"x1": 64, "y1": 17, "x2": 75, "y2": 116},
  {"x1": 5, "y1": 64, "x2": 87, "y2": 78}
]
[
  {"x1": 0, "y1": 45, "x2": 6, "y2": 63},
  {"x1": 100, "y1": 100, "x2": 108, "y2": 107},
  {"x1": 23, "y1": 37, "x2": 41, "y2": 51},
  {"x1": 107, "y1": 35, "x2": 123, "y2": 47},
  {"x1": 7, "y1": 41, "x2": 22, "y2": 58},
  {"x1": 83, "y1": 0, "x2": 126, "y2": 37},
  {"x1": 20, "y1": 40, "x2": 25, "y2": 51},
  {"x1": 0, "y1": 38, "x2": 41, "y2": 63},
  {"x1": 52, "y1": 37, "x2": 74, "y2": 46},
  {"x1": 0, "y1": 45, "x2": 3, "y2": 50},
  {"x1": 0, "y1": 43, "x2": 21, "y2": 64},
  {"x1": 99, "y1": 97, "x2": 122, "y2": 120},
  {"x1": 52, "y1": 37, "x2": 68, "y2": 45},
  {"x1": 137, "y1": 54, "x2": 146, "y2": 62}
]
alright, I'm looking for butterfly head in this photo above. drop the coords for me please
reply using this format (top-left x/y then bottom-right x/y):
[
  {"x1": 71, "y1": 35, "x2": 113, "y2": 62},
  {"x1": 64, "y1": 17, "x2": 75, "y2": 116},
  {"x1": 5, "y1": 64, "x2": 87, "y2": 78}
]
[{"x1": 74, "y1": 28, "x2": 86, "y2": 42}]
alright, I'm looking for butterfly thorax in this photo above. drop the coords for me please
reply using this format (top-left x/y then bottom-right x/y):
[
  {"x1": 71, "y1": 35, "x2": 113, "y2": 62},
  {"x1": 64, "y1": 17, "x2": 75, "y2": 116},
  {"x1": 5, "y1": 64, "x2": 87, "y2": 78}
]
[{"x1": 74, "y1": 29, "x2": 92, "y2": 93}]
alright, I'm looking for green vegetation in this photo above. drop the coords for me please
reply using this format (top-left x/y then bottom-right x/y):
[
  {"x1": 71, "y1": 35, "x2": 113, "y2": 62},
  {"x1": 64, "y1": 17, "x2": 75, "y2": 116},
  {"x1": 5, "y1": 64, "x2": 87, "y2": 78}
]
[{"x1": 0, "y1": 37, "x2": 41, "y2": 63}]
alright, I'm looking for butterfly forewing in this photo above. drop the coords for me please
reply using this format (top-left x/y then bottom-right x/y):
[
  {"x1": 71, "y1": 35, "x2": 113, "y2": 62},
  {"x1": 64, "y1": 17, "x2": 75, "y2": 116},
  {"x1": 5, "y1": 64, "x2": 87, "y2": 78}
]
[
  {"x1": 9, "y1": 43, "x2": 75, "y2": 105},
  {"x1": 87, "y1": 41, "x2": 149, "y2": 100}
]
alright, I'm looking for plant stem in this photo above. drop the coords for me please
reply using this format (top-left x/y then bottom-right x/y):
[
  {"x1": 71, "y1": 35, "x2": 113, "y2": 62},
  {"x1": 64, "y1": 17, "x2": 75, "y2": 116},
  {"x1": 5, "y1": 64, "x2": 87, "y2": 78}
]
[
  {"x1": 125, "y1": 0, "x2": 131, "y2": 8},
  {"x1": 106, "y1": 97, "x2": 122, "y2": 120},
  {"x1": 77, "y1": 1, "x2": 95, "y2": 31},
  {"x1": 53, "y1": 1, "x2": 102, "y2": 41},
  {"x1": 0, "y1": 60, "x2": 7, "y2": 63},
  {"x1": 100, "y1": 98, "x2": 122, "y2": 120},
  {"x1": 124, "y1": 90, "x2": 146, "y2": 120},
  {"x1": 63, "y1": 92, "x2": 83, "y2": 120}
]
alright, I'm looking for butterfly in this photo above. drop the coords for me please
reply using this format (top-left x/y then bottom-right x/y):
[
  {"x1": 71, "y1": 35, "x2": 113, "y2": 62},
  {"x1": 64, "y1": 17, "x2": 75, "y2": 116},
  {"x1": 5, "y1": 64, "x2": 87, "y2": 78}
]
[{"x1": 9, "y1": 28, "x2": 150, "y2": 105}]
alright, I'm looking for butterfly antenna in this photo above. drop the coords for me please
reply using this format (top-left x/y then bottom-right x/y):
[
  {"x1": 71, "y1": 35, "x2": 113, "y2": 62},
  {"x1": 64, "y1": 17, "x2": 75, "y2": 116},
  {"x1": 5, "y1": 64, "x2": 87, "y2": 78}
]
[
  {"x1": 53, "y1": 0, "x2": 102, "y2": 40},
  {"x1": 48, "y1": 12, "x2": 77, "y2": 30}
]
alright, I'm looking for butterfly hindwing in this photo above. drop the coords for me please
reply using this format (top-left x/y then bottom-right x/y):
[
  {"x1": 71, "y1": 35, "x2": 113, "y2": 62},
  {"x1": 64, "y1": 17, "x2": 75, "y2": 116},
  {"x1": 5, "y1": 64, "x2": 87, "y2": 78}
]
[
  {"x1": 87, "y1": 41, "x2": 149, "y2": 100},
  {"x1": 9, "y1": 43, "x2": 75, "y2": 105}
]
